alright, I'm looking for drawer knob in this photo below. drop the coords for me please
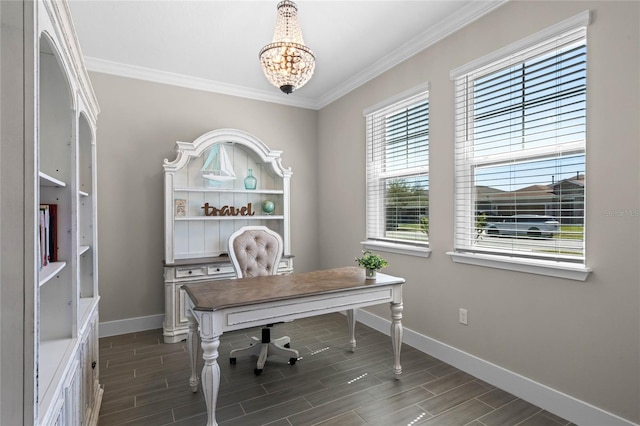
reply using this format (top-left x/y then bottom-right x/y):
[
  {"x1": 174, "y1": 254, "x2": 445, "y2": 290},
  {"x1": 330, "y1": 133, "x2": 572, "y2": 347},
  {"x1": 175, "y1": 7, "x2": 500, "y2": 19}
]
[
  {"x1": 92, "y1": 361, "x2": 96, "y2": 369},
  {"x1": 188, "y1": 270, "x2": 192, "y2": 274}
]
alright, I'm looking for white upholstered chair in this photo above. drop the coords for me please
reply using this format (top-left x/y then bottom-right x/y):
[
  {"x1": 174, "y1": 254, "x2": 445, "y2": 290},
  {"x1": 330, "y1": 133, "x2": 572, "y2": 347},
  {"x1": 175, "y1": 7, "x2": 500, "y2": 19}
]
[{"x1": 227, "y1": 225, "x2": 299, "y2": 375}]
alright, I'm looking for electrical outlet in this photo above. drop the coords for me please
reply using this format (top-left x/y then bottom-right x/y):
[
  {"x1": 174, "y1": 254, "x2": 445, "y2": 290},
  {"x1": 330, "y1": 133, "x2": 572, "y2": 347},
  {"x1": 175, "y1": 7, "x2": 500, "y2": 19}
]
[{"x1": 459, "y1": 308, "x2": 468, "y2": 325}]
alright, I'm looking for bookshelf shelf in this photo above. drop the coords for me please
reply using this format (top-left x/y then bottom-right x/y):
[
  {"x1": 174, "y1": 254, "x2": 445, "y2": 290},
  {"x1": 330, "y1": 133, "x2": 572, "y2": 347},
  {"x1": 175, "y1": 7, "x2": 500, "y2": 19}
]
[
  {"x1": 39, "y1": 261, "x2": 67, "y2": 287},
  {"x1": 39, "y1": 171, "x2": 66, "y2": 188},
  {"x1": 175, "y1": 215, "x2": 285, "y2": 221},
  {"x1": 38, "y1": 337, "x2": 76, "y2": 415},
  {"x1": 175, "y1": 187, "x2": 285, "y2": 194}
]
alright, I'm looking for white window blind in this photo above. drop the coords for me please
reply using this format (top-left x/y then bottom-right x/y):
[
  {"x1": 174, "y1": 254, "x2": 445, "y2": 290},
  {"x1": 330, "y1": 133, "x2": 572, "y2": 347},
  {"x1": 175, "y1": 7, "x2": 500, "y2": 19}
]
[
  {"x1": 365, "y1": 89, "x2": 429, "y2": 246},
  {"x1": 453, "y1": 27, "x2": 587, "y2": 264}
]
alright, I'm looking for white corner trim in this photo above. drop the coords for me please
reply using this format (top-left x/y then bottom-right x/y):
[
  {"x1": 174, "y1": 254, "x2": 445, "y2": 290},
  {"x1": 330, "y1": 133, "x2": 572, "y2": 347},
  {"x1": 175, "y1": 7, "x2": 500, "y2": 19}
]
[
  {"x1": 447, "y1": 251, "x2": 592, "y2": 281},
  {"x1": 99, "y1": 314, "x2": 165, "y2": 338},
  {"x1": 353, "y1": 308, "x2": 638, "y2": 426},
  {"x1": 361, "y1": 240, "x2": 431, "y2": 258}
]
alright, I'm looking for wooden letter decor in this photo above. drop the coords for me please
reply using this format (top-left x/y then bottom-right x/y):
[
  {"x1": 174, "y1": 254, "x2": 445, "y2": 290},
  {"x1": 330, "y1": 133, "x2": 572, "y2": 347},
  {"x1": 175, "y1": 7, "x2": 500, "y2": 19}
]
[{"x1": 201, "y1": 202, "x2": 256, "y2": 217}]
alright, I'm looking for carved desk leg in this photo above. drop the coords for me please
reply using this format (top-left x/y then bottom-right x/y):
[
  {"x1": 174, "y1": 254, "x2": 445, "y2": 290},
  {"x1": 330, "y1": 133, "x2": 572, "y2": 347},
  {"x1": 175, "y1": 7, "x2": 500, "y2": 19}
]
[
  {"x1": 186, "y1": 310, "x2": 199, "y2": 393},
  {"x1": 197, "y1": 311, "x2": 221, "y2": 426},
  {"x1": 346, "y1": 309, "x2": 357, "y2": 352},
  {"x1": 390, "y1": 302, "x2": 403, "y2": 376}
]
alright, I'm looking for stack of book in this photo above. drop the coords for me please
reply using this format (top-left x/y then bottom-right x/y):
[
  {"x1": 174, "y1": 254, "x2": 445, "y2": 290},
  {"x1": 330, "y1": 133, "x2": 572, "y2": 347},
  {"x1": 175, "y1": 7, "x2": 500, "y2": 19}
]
[{"x1": 39, "y1": 204, "x2": 57, "y2": 268}]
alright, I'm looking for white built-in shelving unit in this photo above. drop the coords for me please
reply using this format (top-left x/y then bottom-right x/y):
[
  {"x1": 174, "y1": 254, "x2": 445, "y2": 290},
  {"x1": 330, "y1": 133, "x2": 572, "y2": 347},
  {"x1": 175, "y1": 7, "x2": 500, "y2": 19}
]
[
  {"x1": 162, "y1": 129, "x2": 293, "y2": 343},
  {"x1": 0, "y1": 1, "x2": 102, "y2": 424}
]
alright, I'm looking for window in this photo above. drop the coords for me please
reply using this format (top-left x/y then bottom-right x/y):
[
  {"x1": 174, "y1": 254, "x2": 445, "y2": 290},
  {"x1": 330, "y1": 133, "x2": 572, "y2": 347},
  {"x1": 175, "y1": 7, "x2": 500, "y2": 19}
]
[
  {"x1": 450, "y1": 12, "x2": 591, "y2": 279},
  {"x1": 363, "y1": 84, "x2": 430, "y2": 254}
]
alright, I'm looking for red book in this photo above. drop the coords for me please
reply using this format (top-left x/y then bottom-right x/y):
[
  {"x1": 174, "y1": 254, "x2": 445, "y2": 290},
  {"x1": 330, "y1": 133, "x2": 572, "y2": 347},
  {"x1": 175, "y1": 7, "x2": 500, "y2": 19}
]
[
  {"x1": 39, "y1": 207, "x2": 48, "y2": 267},
  {"x1": 47, "y1": 204, "x2": 58, "y2": 262}
]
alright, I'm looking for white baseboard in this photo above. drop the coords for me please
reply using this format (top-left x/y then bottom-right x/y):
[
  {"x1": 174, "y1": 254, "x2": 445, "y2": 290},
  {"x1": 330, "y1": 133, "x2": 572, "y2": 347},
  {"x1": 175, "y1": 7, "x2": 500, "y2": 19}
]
[
  {"x1": 99, "y1": 314, "x2": 164, "y2": 338},
  {"x1": 354, "y1": 309, "x2": 638, "y2": 426}
]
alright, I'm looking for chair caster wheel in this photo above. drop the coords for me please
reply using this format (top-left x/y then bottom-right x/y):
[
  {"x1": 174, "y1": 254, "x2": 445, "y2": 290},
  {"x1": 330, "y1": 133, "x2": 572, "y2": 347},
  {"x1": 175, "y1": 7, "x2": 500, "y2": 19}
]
[
  {"x1": 254, "y1": 368, "x2": 263, "y2": 376},
  {"x1": 289, "y1": 358, "x2": 297, "y2": 366},
  {"x1": 230, "y1": 358, "x2": 236, "y2": 365},
  {"x1": 284, "y1": 343, "x2": 290, "y2": 348}
]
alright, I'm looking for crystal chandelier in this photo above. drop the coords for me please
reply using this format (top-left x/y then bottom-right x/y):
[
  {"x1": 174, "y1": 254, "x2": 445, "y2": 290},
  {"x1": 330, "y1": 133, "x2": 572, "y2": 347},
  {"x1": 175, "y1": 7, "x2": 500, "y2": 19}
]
[{"x1": 259, "y1": 0, "x2": 315, "y2": 95}]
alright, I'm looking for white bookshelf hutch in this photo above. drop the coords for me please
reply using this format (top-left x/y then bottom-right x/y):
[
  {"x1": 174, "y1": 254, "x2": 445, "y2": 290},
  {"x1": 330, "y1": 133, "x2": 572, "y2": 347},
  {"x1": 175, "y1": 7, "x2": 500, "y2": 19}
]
[
  {"x1": 0, "y1": 1, "x2": 102, "y2": 424},
  {"x1": 163, "y1": 129, "x2": 293, "y2": 343}
]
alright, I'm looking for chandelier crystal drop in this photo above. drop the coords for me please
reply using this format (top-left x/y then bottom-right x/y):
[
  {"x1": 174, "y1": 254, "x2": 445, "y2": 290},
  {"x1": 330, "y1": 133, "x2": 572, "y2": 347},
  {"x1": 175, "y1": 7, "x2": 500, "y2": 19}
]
[{"x1": 259, "y1": 0, "x2": 315, "y2": 95}]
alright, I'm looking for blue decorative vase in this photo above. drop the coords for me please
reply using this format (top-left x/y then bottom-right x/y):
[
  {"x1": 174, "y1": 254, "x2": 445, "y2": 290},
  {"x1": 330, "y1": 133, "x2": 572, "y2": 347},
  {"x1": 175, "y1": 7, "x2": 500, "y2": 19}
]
[
  {"x1": 261, "y1": 200, "x2": 275, "y2": 215},
  {"x1": 244, "y1": 169, "x2": 257, "y2": 190}
]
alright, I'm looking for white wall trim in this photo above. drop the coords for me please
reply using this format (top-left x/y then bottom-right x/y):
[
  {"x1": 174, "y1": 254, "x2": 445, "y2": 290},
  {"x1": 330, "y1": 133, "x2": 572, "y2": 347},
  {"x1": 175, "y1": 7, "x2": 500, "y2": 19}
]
[
  {"x1": 99, "y1": 314, "x2": 164, "y2": 338},
  {"x1": 361, "y1": 240, "x2": 431, "y2": 258},
  {"x1": 84, "y1": 57, "x2": 317, "y2": 110},
  {"x1": 354, "y1": 308, "x2": 638, "y2": 426},
  {"x1": 448, "y1": 251, "x2": 592, "y2": 281}
]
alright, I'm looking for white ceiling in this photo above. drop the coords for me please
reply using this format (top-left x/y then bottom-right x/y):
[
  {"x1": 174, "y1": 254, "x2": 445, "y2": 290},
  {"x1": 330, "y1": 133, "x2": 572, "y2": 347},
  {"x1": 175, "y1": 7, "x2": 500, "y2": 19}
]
[{"x1": 68, "y1": 0, "x2": 505, "y2": 110}]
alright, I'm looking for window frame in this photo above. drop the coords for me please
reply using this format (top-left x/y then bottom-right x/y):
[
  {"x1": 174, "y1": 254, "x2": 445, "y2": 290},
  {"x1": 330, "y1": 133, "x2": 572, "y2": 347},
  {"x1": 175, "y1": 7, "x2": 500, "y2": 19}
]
[
  {"x1": 362, "y1": 83, "x2": 431, "y2": 258},
  {"x1": 448, "y1": 11, "x2": 592, "y2": 281}
]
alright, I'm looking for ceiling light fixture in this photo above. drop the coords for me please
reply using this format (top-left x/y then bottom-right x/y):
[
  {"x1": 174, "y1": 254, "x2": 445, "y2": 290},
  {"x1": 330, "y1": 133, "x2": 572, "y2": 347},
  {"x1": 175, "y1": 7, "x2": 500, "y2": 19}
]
[{"x1": 259, "y1": 0, "x2": 315, "y2": 95}]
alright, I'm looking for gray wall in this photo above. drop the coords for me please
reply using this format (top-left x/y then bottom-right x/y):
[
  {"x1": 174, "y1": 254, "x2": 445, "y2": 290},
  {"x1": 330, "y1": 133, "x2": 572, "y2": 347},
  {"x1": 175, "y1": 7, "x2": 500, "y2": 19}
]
[
  {"x1": 91, "y1": 73, "x2": 319, "y2": 322},
  {"x1": 92, "y1": 0, "x2": 639, "y2": 423},
  {"x1": 317, "y1": 0, "x2": 639, "y2": 422}
]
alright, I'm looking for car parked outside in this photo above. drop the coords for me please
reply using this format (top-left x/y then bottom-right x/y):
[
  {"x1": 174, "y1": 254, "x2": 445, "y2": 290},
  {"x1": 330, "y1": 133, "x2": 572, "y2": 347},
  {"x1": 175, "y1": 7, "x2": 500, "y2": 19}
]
[{"x1": 484, "y1": 214, "x2": 559, "y2": 238}]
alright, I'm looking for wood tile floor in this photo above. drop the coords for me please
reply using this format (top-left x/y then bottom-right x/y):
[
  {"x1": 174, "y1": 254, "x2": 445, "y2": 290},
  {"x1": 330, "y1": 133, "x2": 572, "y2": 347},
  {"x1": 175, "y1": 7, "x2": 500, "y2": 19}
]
[{"x1": 98, "y1": 313, "x2": 575, "y2": 426}]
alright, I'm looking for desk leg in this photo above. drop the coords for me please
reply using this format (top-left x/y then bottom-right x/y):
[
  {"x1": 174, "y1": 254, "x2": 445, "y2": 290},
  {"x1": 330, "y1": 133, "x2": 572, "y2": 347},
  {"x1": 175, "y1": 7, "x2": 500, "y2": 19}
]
[
  {"x1": 198, "y1": 312, "x2": 221, "y2": 426},
  {"x1": 346, "y1": 309, "x2": 357, "y2": 352},
  {"x1": 390, "y1": 302, "x2": 403, "y2": 376},
  {"x1": 187, "y1": 311, "x2": 199, "y2": 393}
]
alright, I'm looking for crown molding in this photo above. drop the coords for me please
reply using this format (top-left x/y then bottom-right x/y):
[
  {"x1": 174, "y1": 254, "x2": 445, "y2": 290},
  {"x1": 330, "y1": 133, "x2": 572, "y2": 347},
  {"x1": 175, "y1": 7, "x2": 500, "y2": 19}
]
[
  {"x1": 84, "y1": 57, "x2": 318, "y2": 110},
  {"x1": 84, "y1": 0, "x2": 507, "y2": 111},
  {"x1": 314, "y1": 0, "x2": 508, "y2": 109}
]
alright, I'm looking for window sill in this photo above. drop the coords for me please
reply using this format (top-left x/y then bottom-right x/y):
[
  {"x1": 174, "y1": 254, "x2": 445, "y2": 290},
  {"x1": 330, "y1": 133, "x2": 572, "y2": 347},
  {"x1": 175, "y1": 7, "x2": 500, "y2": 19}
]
[
  {"x1": 361, "y1": 241, "x2": 431, "y2": 258},
  {"x1": 447, "y1": 251, "x2": 591, "y2": 281}
]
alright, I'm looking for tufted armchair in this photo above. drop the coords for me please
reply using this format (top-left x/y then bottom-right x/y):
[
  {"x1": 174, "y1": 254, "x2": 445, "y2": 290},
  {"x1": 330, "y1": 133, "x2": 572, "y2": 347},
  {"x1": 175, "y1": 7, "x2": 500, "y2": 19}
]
[{"x1": 227, "y1": 226, "x2": 299, "y2": 375}]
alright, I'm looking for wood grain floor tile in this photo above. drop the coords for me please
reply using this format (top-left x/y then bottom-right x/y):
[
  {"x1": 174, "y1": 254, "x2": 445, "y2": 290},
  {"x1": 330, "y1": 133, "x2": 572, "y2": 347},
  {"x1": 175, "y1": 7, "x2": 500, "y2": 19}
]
[
  {"x1": 478, "y1": 398, "x2": 543, "y2": 425},
  {"x1": 222, "y1": 398, "x2": 313, "y2": 426},
  {"x1": 518, "y1": 412, "x2": 571, "y2": 426},
  {"x1": 420, "y1": 380, "x2": 493, "y2": 416},
  {"x1": 366, "y1": 370, "x2": 437, "y2": 400},
  {"x1": 476, "y1": 387, "x2": 518, "y2": 409},
  {"x1": 422, "y1": 369, "x2": 477, "y2": 395},
  {"x1": 313, "y1": 411, "x2": 366, "y2": 426},
  {"x1": 421, "y1": 399, "x2": 495, "y2": 425},
  {"x1": 287, "y1": 391, "x2": 376, "y2": 426},
  {"x1": 355, "y1": 387, "x2": 435, "y2": 422}
]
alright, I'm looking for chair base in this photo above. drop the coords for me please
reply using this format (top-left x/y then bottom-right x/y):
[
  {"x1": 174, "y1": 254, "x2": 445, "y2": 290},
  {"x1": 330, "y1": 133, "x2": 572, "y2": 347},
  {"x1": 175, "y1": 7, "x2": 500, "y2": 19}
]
[{"x1": 229, "y1": 327, "x2": 299, "y2": 375}]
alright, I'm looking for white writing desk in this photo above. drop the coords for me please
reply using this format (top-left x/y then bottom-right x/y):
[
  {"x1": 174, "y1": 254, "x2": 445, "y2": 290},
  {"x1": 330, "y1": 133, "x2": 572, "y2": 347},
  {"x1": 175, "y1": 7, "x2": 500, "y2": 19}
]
[{"x1": 183, "y1": 266, "x2": 405, "y2": 426}]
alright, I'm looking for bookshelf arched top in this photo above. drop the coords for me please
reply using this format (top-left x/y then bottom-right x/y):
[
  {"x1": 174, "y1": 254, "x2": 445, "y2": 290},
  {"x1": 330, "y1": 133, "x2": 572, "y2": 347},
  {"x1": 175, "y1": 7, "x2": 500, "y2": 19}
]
[{"x1": 163, "y1": 128, "x2": 292, "y2": 179}]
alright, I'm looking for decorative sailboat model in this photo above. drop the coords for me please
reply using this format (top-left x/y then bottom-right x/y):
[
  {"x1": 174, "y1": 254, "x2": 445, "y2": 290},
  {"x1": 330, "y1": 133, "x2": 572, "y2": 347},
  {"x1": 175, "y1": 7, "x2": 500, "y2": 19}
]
[{"x1": 201, "y1": 144, "x2": 236, "y2": 183}]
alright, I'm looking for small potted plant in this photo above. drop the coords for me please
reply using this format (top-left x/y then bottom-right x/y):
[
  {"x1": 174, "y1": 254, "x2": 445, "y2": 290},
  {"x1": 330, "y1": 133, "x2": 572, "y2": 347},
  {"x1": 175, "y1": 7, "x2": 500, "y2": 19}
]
[{"x1": 355, "y1": 250, "x2": 389, "y2": 280}]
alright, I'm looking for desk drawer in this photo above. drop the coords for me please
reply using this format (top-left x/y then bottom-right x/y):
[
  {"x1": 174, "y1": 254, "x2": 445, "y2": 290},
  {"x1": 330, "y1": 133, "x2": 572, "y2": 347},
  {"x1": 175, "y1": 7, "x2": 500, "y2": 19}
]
[
  {"x1": 165, "y1": 262, "x2": 237, "y2": 282},
  {"x1": 207, "y1": 265, "x2": 235, "y2": 276},
  {"x1": 175, "y1": 266, "x2": 207, "y2": 278}
]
